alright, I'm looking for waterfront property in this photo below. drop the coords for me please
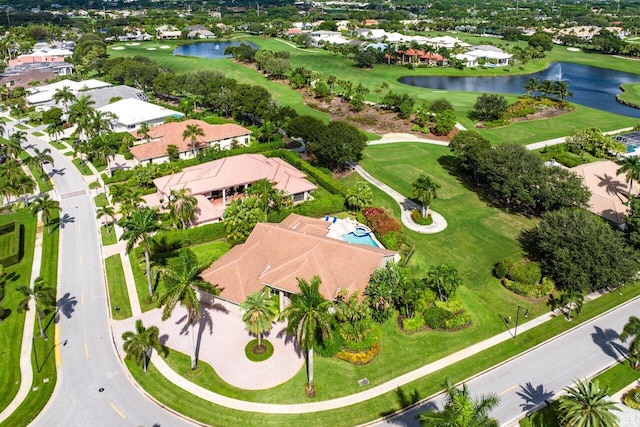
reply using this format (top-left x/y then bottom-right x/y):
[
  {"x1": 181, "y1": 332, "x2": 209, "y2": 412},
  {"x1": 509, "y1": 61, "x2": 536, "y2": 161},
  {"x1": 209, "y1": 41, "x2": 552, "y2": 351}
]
[
  {"x1": 142, "y1": 153, "x2": 317, "y2": 224},
  {"x1": 570, "y1": 160, "x2": 638, "y2": 225},
  {"x1": 129, "y1": 119, "x2": 252, "y2": 165},
  {"x1": 200, "y1": 213, "x2": 399, "y2": 310}
]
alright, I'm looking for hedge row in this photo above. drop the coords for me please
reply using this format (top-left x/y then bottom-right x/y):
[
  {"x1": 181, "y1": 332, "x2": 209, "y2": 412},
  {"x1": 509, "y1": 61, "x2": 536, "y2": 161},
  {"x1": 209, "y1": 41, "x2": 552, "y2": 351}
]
[
  {"x1": 0, "y1": 222, "x2": 20, "y2": 267},
  {"x1": 502, "y1": 277, "x2": 555, "y2": 298},
  {"x1": 152, "y1": 221, "x2": 227, "y2": 252},
  {"x1": 267, "y1": 193, "x2": 345, "y2": 223},
  {"x1": 264, "y1": 150, "x2": 348, "y2": 196}
]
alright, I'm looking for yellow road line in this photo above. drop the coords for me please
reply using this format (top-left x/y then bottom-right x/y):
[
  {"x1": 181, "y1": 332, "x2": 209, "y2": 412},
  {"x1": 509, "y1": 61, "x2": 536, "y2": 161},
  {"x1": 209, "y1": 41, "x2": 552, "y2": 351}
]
[
  {"x1": 499, "y1": 384, "x2": 519, "y2": 396},
  {"x1": 84, "y1": 342, "x2": 90, "y2": 360},
  {"x1": 54, "y1": 324, "x2": 61, "y2": 368},
  {"x1": 81, "y1": 292, "x2": 85, "y2": 305},
  {"x1": 109, "y1": 402, "x2": 127, "y2": 419}
]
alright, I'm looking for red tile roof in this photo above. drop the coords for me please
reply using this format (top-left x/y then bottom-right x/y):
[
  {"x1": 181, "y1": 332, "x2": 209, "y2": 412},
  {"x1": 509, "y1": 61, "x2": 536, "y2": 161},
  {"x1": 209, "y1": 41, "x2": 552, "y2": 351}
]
[
  {"x1": 201, "y1": 214, "x2": 397, "y2": 304},
  {"x1": 129, "y1": 119, "x2": 251, "y2": 161}
]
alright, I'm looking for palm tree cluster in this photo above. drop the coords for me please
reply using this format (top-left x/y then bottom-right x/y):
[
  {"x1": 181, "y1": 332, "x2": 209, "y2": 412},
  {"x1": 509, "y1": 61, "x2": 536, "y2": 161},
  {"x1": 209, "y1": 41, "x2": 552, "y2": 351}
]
[
  {"x1": 0, "y1": 129, "x2": 38, "y2": 206},
  {"x1": 122, "y1": 319, "x2": 166, "y2": 372},
  {"x1": 16, "y1": 277, "x2": 57, "y2": 339},
  {"x1": 524, "y1": 78, "x2": 574, "y2": 102},
  {"x1": 412, "y1": 174, "x2": 440, "y2": 218}
]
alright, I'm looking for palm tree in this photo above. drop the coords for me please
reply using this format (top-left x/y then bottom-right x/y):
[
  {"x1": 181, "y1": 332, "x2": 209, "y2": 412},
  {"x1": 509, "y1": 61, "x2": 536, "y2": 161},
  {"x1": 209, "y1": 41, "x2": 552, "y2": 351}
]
[
  {"x1": 87, "y1": 110, "x2": 114, "y2": 139},
  {"x1": 345, "y1": 182, "x2": 373, "y2": 211},
  {"x1": 168, "y1": 188, "x2": 198, "y2": 229},
  {"x1": 68, "y1": 95, "x2": 96, "y2": 143},
  {"x1": 245, "y1": 179, "x2": 278, "y2": 213},
  {"x1": 538, "y1": 79, "x2": 554, "y2": 98},
  {"x1": 30, "y1": 147, "x2": 54, "y2": 179},
  {"x1": 16, "y1": 277, "x2": 57, "y2": 339},
  {"x1": 0, "y1": 121, "x2": 5, "y2": 137},
  {"x1": 417, "y1": 377, "x2": 500, "y2": 427},
  {"x1": 280, "y1": 276, "x2": 332, "y2": 394},
  {"x1": 46, "y1": 122, "x2": 64, "y2": 145},
  {"x1": 3, "y1": 131, "x2": 26, "y2": 160},
  {"x1": 30, "y1": 194, "x2": 61, "y2": 234},
  {"x1": 158, "y1": 249, "x2": 219, "y2": 370},
  {"x1": 240, "y1": 289, "x2": 278, "y2": 349},
  {"x1": 96, "y1": 205, "x2": 116, "y2": 233},
  {"x1": 558, "y1": 379, "x2": 620, "y2": 427},
  {"x1": 119, "y1": 208, "x2": 163, "y2": 297},
  {"x1": 425, "y1": 265, "x2": 462, "y2": 302},
  {"x1": 182, "y1": 123, "x2": 205, "y2": 157},
  {"x1": 617, "y1": 156, "x2": 640, "y2": 197},
  {"x1": 116, "y1": 187, "x2": 144, "y2": 218},
  {"x1": 122, "y1": 319, "x2": 165, "y2": 372},
  {"x1": 53, "y1": 86, "x2": 76, "y2": 113},
  {"x1": 552, "y1": 80, "x2": 574, "y2": 102},
  {"x1": 412, "y1": 174, "x2": 441, "y2": 218},
  {"x1": 524, "y1": 77, "x2": 539, "y2": 97},
  {"x1": 136, "y1": 122, "x2": 152, "y2": 143},
  {"x1": 93, "y1": 134, "x2": 119, "y2": 177},
  {"x1": 620, "y1": 316, "x2": 640, "y2": 369}
]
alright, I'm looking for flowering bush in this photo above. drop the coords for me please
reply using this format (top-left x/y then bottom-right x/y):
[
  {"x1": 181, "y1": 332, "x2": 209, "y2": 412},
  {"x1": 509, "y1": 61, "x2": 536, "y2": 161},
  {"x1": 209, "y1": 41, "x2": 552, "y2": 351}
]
[{"x1": 336, "y1": 342, "x2": 381, "y2": 365}]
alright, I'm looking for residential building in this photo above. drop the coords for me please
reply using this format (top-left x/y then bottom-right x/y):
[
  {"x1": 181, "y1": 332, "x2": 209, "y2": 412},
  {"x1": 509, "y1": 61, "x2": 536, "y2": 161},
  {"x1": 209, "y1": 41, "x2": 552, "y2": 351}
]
[
  {"x1": 464, "y1": 45, "x2": 512, "y2": 66},
  {"x1": 199, "y1": 213, "x2": 398, "y2": 308},
  {"x1": 156, "y1": 25, "x2": 182, "y2": 39},
  {"x1": 26, "y1": 79, "x2": 111, "y2": 111},
  {"x1": 96, "y1": 98, "x2": 182, "y2": 132},
  {"x1": 129, "y1": 119, "x2": 251, "y2": 165},
  {"x1": 83, "y1": 85, "x2": 148, "y2": 109},
  {"x1": 142, "y1": 154, "x2": 317, "y2": 225},
  {"x1": 187, "y1": 24, "x2": 216, "y2": 39}
]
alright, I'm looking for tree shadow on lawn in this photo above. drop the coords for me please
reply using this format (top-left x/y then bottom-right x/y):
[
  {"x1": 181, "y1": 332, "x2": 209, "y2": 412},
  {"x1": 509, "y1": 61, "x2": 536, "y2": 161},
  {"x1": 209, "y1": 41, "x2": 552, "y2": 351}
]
[
  {"x1": 378, "y1": 387, "x2": 435, "y2": 425},
  {"x1": 516, "y1": 382, "x2": 555, "y2": 411}
]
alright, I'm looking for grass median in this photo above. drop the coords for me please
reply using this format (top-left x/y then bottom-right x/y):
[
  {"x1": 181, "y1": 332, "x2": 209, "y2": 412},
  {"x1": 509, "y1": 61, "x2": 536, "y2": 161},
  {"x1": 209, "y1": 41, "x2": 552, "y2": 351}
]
[{"x1": 104, "y1": 255, "x2": 132, "y2": 320}]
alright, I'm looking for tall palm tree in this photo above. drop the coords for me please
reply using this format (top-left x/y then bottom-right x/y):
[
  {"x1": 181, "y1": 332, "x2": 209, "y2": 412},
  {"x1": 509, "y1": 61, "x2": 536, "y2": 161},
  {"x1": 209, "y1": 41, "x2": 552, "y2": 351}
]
[
  {"x1": 617, "y1": 156, "x2": 640, "y2": 197},
  {"x1": 240, "y1": 289, "x2": 278, "y2": 348},
  {"x1": 116, "y1": 187, "x2": 144, "y2": 218},
  {"x1": 46, "y1": 122, "x2": 64, "y2": 145},
  {"x1": 3, "y1": 130, "x2": 26, "y2": 160},
  {"x1": 96, "y1": 205, "x2": 116, "y2": 233},
  {"x1": 558, "y1": 379, "x2": 620, "y2": 427},
  {"x1": 412, "y1": 174, "x2": 441, "y2": 218},
  {"x1": 182, "y1": 123, "x2": 205, "y2": 157},
  {"x1": 158, "y1": 249, "x2": 219, "y2": 370},
  {"x1": 538, "y1": 79, "x2": 554, "y2": 98},
  {"x1": 122, "y1": 319, "x2": 165, "y2": 372},
  {"x1": 16, "y1": 277, "x2": 57, "y2": 339},
  {"x1": 417, "y1": 377, "x2": 500, "y2": 427},
  {"x1": 524, "y1": 77, "x2": 539, "y2": 97},
  {"x1": 30, "y1": 194, "x2": 61, "y2": 234},
  {"x1": 68, "y1": 95, "x2": 96, "y2": 143},
  {"x1": 280, "y1": 276, "x2": 332, "y2": 394},
  {"x1": 168, "y1": 188, "x2": 198, "y2": 229},
  {"x1": 52, "y1": 86, "x2": 77, "y2": 113},
  {"x1": 30, "y1": 147, "x2": 54, "y2": 179},
  {"x1": 552, "y1": 80, "x2": 574, "y2": 102},
  {"x1": 119, "y1": 208, "x2": 163, "y2": 297},
  {"x1": 136, "y1": 122, "x2": 152, "y2": 143},
  {"x1": 426, "y1": 265, "x2": 462, "y2": 302},
  {"x1": 245, "y1": 179, "x2": 278, "y2": 214},
  {"x1": 92, "y1": 134, "x2": 119, "y2": 177},
  {"x1": 620, "y1": 316, "x2": 640, "y2": 369}
]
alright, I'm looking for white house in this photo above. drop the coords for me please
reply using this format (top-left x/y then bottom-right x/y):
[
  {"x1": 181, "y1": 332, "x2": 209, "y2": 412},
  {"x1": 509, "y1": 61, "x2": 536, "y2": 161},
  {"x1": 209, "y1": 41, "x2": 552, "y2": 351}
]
[
  {"x1": 26, "y1": 79, "x2": 112, "y2": 111},
  {"x1": 465, "y1": 45, "x2": 512, "y2": 66},
  {"x1": 96, "y1": 98, "x2": 182, "y2": 132}
]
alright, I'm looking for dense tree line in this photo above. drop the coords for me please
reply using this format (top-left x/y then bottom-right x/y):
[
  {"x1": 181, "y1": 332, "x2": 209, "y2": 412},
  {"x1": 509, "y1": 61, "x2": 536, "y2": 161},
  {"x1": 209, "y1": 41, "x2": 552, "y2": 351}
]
[{"x1": 450, "y1": 131, "x2": 590, "y2": 215}]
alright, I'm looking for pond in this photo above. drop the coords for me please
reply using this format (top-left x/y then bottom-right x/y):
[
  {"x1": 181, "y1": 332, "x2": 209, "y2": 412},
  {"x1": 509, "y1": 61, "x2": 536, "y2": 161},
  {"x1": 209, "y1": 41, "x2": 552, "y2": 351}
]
[
  {"x1": 399, "y1": 62, "x2": 640, "y2": 118},
  {"x1": 173, "y1": 41, "x2": 260, "y2": 59}
]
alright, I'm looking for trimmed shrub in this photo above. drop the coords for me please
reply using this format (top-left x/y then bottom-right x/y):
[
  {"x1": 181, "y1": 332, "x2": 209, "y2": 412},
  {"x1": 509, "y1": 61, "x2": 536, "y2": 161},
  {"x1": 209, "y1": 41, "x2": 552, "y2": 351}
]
[
  {"x1": 508, "y1": 260, "x2": 542, "y2": 286},
  {"x1": 444, "y1": 312, "x2": 472, "y2": 330},
  {"x1": 341, "y1": 320, "x2": 381, "y2": 352},
  {"x1": 0, "y1": 222, "x2": 20, "y2": 267},
  {"x1": 624, "y1": 388, "x2": 640, "y2": 410},
  {"x1": 152, "y1": 222, "x2": 227, "y2": 252},
  {"x1": 362, "y1": 207, "x2": 402, "y2": 235},
  {"x1": 402, "y1": 315, "x2": 426, "y2": 332},
  {"x1": 411, "y1": 209, "x2": 433, "y2": 225},
  {"x1": 336, "y1": 342, "x2": 381, "y2": 365},
  {"x1": 379, "y1": 230, "x2": 405, "y2": 251},
  {"x1": 493, "y1": 257, "x2": 513, "y2": 279},
  {"x1": 423, "y1": 306, "x2": 451, "y2": 330},
  {"x1": 435, "y1": 297, "x2": 465, "y2": 314},
  {"x1": 316, "y1": 330, "x2": 344, "y2": 358},
  {"x1": 502, "y1": 277, "x2": 555, "y2": 298}
]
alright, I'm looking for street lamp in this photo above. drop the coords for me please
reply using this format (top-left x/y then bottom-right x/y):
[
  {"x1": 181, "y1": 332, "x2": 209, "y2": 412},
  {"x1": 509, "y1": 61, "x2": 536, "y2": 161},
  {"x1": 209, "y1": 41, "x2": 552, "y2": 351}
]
[
  {"x1": 513, "y1": 305, "x2": 529, "y2": 339},
  {"x1": 499, "y1": 305, "x2": 529, "y2": 339}
]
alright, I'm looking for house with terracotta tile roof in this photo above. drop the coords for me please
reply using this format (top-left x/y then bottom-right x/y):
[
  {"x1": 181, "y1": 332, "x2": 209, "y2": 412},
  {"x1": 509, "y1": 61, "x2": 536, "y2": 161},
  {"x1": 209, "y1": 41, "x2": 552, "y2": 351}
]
[
  {"x1": 142, "y1": 154, "x2": 317, "y2": 225},
  {"x1": 200, "y1": 214, "x2": 398, "y2": 308},
  {"x1": 386, "y1": 49, "x2": 447, "y2": 66},
  {"x1": 129, "y1": 119, "x2": 252, "y2": 165}
]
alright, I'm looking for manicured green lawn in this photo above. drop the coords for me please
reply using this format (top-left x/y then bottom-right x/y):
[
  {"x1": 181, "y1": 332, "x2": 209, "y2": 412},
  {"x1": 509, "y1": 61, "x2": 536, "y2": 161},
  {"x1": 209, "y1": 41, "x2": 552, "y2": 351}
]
[
  {"x1": 0, "y1": 210, "x2": 37, "y2": 413},
  {"x1": 17, "y1": 151, "x2": 53, "y2": 193},
  {"x1": 126, "y1": 283, "x2": 640, "y2": 426},
  {"x1": 618, "y1": 82, "x2": 640, "y2": 108},
  {"x1": 31, "y1": 131, "x2": 44, "y2": 137},
  {"x1": 109, "y1": 37, "x2": 639, "y2": 145},
  {"x1": 93, "y1": 193, "x2": 108, "y2": 208},
  {"x1": 14, "y1": 124, "x2": 28, "y2": 130},
  {"x1": 104, "y1": 255, "x2": 132, "y2": 320},
  {"x1": 48, "y1": 140, "x2": 67, "y2": 150},
  {"x1": 129, "y1": 240, "x2": 231, "y2": 312},
  {"x1": 100, "y1": 225, "x2": 117, "y2": 246},
  {"x1": 2, "y1": 212, "x2": 61, "y2": 426},
  {"x1": 72, "y1": 158, "x2": 93, "y2": 176}
]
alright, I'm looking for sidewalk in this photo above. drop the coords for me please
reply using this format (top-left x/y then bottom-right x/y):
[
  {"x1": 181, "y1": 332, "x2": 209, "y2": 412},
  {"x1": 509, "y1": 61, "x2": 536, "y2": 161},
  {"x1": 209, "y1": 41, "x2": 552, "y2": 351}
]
[
  {"x1": 0, "y1": 213, "x2": 46, "y2": 423},
  {"x1": 354, "y1": 165, "x2": 447, "y2": 234}
]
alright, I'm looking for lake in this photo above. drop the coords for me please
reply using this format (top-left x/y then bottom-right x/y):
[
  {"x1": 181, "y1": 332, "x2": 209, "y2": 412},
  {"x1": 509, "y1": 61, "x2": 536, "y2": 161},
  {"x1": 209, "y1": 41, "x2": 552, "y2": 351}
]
[
  {"x1": 173, "y1": 41, "x2": 260, "y2": 60},
  {"x1": 398, "y1": 62, "x2": 640, "y2": 118}
]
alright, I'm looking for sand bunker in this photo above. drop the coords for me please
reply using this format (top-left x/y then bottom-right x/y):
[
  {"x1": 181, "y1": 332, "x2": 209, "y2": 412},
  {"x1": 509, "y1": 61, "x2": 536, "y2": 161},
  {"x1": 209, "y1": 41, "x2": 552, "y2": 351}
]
[
  {"x1": 160, "y1": 45, "x2": 171, "y2": 49},
  {"x1": 567, "y1": 47, "x2": 580, "y2": 52},
  {"x1": 147, "y1": 48, "x2": 156, "y2": 50},
  {"x1": 111, "y1": 46, "x2": 125, "y2": 50},
  {"x1": 125, "y1": 42, "x2": 140, "y2": 46}
]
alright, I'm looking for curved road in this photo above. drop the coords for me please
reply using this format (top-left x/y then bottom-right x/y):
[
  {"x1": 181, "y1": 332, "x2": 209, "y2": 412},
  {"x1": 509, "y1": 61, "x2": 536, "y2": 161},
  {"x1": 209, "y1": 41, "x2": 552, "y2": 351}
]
[
  {"x1": 18, "y1": 130, "x2": 193, "y2": 427},
  {"x1": 375, "y1": 296, "x2": 640, "y2": 427}
]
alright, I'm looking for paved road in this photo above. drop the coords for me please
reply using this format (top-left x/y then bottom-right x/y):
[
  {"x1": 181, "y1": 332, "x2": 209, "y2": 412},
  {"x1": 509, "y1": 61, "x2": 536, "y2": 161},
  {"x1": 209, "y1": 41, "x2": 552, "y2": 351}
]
[
  {"x1": 375, "y1": 296, "x2": 640, "y2": 427},
  {"x1": 16, "y1": 129, "x2": 193, "y2": 427}
]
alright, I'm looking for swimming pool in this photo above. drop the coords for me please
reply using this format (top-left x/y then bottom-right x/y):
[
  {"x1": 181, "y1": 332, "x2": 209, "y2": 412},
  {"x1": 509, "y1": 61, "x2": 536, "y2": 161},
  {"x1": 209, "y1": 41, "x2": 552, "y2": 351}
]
[{"x1": 341, "y1": 232, "x2": 380, "y2": 248}]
